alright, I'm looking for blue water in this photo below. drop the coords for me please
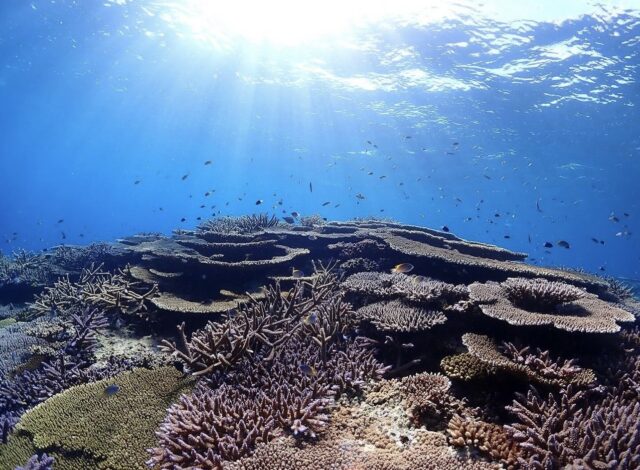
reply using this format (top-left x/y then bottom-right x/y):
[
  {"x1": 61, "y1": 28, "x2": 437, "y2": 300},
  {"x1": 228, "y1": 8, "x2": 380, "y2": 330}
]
[{"x1": 1, "y1": 0, "x2": 639, "y2": 278}]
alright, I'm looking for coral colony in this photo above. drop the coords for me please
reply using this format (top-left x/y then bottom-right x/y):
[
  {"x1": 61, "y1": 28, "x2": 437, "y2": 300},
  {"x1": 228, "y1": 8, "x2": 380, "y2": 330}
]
[{"x1": 0, "y1": 215, "x2": 638, "y2": 469}]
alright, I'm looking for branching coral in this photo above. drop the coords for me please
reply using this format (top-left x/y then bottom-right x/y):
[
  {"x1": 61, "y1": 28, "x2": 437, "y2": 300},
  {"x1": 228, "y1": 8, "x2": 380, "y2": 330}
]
[
  {"x1": 196, "y1": 214, "x2": 279, "y2": 235},
  {"x1": 161, "y1": 269, "x2": 344, "y2": 375},
  {"x1": 462, "y1": 333, "x2": 596, "y2": 388},
  {"x1": 29, "y1": 263, "x2": 158, "y2": 319},
  {"x1": 398, "y1": 372, "x2": 470, "y2": 428},
  {"x1": 15, "y1": 453, "x2": 54, "y2": 470},
  {"x1": 448, "y1": 415, "x2": 520, "y2": 469}
]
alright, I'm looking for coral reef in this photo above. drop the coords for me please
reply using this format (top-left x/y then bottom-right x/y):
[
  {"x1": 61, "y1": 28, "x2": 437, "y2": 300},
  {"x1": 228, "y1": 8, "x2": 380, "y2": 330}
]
[
  {"x1": 469, "y1": 278, "x2": 634, "y2": 333},
  {"x1": 0, "y1": 218, "x2": 637, "y2": 470}
]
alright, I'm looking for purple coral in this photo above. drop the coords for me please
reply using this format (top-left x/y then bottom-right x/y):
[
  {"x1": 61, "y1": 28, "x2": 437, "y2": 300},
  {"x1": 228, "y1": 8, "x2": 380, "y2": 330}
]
[{"x1": 15, "y1": 453, "x2": 54, "y2": 470}]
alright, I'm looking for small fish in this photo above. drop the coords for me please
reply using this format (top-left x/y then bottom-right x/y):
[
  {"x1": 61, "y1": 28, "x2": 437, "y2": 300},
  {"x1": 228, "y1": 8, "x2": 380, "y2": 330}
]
[
  {"x1": 181, "y1": 174, "x2": 189, "y2": 181},
  {"x1": 283, "y1": 216, "x2": 295, "y2": 224},
  {"x1": 322, "y1": 201, "x2": 330, "y2": 206},
  {"x1": 104, "y1": 384, "x2": 119, "y2": 396},
  {"x1": 453, "y1": 142, "x2": 459, "y2": 146},
  {"x1": 291, "y1": 211, "x2": 300, "y2": 218},
  {"x1": 255, "y1": 199, "x2": 263, "y2": 205},
  {"x1": 544, "y1": 242, "x2": 553, "y2": 248},
  {"x1": 204, "y1": 160, "x2": 212, "y2": 165},
  {"x1": 379, "y1": 175, "x2": 386, "y2": 179},
  {"x1": 591, "y1": 238, "x2": 600, "y2": 244},
  {"x1": 483, "y1": 175, "x2": 491, "y2": 180},
  {"x1": 204, "y1": 192, "x2": 210, "y2": 197},
  {"x1": 309, "y1": 182, "x2": 313, "y2": 192},
  {"x1": 299, "y1": 363, "x2": 317, "y2": 377},
  {"x1": 504, "y1": 235, "x2": 511, "y2": 239},
  {"x1": 609, "y1": 213, "x2": 619, "y2": 222},
  {"x1": 441, "y1": 225, "x2": 450, "y2": 232},
  {"x1": 61, "y1": 231, "x2": 66, "y2": 240},
  {"x1": 57, "y1": 219, "x2": 64, "y2": 224},
  {"x1": 292, "y1": 268, "x2": 305, "y2": 278},
  {"x1": 355, "y1": 193, "x2": 365, "y2": 200},
  {"x1": 134, "y1": 180, "x2": 141, "y2": 185},
  {"x1": 303, "y1": 312, "x2": 318, "y2": 325},
  {"x1": 181, "y1": 218, "x2": 186, "y2": 222},
  {"x1": 536, "y1": 199, "x2": 543, "y2": 213},
  {"x1": 391, "y1": 263, "x2": 414, "y2": 274},
  {"x1": 557, "y1": 240, "x2": 570, "y2": 249},
  {"x1": 405, "y1": 135, "x2": 412, "y2": 139}
]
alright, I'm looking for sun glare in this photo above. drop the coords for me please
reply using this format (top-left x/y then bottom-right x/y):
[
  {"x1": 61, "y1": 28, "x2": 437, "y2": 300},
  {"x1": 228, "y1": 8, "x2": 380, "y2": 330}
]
[{"x1": 166, "y1": 0, "x2": 450, "y2": 47}]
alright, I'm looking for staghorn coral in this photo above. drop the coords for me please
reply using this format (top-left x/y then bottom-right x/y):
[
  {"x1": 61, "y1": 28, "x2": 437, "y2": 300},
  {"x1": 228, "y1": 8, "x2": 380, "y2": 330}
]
[
  {"x1": 161, "y1": 270, "x2": 342, "y2": 376},
  {"x1": 29, "y1": 264, "x2": 158, "y2": 319},
  {"x1": 0, "y1": 250, "x2": 52, "y2": 288},
  {"x1": 15, "y1": 453, "x2": 54, "y2": 470},
  {"x1": 196, "y1": 214, "x2": 279, "y2": 235},
  {"x1": 462, "y1": 333, "x2": 596, "y2": 388},
  {"x1": 356, "y1": 299, "x2": 447, "y2": 333},
  {"x1": 448, "y1": 415, "x2": 520, "y2": 469},
  {"x1": 506, "y1": 384, "x2": 640, "y2": 469},
  {"x1": 149, "y1": 335, "x2": 386, "y2": 467},
  {"x1": 469, "y1": 280, "x2": 634, "y2": 333},
  {"x1": 0, "y1": 308, "x2": 121, "y2": 440}
]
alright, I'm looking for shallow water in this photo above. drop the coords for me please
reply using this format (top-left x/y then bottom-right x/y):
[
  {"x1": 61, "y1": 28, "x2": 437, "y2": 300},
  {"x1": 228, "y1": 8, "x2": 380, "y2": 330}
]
[
  {"x1": 1, "y1": 2, "x2": 640, "y2": 470},
  {"x1": 0, "y1": 0, "x2": 639, "y2": 278}
]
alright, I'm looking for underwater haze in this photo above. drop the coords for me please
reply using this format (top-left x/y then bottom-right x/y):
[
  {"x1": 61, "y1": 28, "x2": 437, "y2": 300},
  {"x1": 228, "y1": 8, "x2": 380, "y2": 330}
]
[{"x1": 1, "y1": 0, "x2": 640, "y2": 279}]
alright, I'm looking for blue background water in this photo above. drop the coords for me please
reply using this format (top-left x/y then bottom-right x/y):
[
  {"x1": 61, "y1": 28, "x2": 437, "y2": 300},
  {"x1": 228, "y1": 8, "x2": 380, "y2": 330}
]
[{"x1": 1, "y1": 0, "x2": 639, "y2": 278}]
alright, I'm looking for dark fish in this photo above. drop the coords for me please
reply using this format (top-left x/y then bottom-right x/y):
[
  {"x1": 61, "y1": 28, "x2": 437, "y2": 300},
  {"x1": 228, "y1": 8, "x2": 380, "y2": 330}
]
[
  {"x1": 104, "y1": 384, "x2": 120, "y2": 396},
  {"x1": 134, "y1": 180, "x2": 141, "y2": 185},
  {"x1": 309, "y1": 182, "x2": 313, "y2": 192},
  {"x1": 57, "y1": 219, "x2": 64, "y2": 224},
  {"x1": 441, "y1": 226, "x2": 450, "y2": 232},
  {"x1": 355, "y1": 193, "x2": 365, "y2": 200},
  {"x1": 204, "y1": 192, "x2": 210, "y2": 197},
  {"x1": 379, "y1": 175, "x2": 386, "y2": 179},
  {"x1": 391, "y1": 263, "x2": 414, "y2": 274},
  {"x1": 299, "y1": 363, "x2": 317, "y2": 377},
  {"x1": 291, "y1": 211, "x2": 300, "y2": 218},
  {"x1": 483, "y1": 175, "x2": 491, "y2": 180},
  {"x1": 544, "y1": 242, "x2": 553, "y2": 248},
  {"x1": 536, "y1": 199, "x2": 543, "y2": 213},
  {"x1": 609, "y1": 213, "x2": 619, "y2": 222},
  {"x1": 255, "y1": 200, "x2": 263, "y2": 205},
  {"x1": 181, "y1": 174, "x2": 189, "y2": 181},
  {"x1": 322, "y1": 201, "x2": 330, "y2": 206},
  {"x1": 283, "y1": 216, "x2": 295, "y2": 224},
  {"x1": 368, "y1": 172, "x2": 373, "y2": 176},
  {"x1": 557, "y1": 240, "x2": 570, "y2": 249},
  {"x1": 453, "y1": 142, "x2": 459, "y2": 146},
  {"x1": 591, "y1": 237, "x2": 599, "y2": 244},
  {"x1": 528, "y1": 234, "x2": 532, "y2": 243},
  {"x1": 405, "y1": 135, "x2": 412, "y2": 139},
  {"x1": 204, "y1": 160, "x2": 212, "y2": 165},
  {"x1": 181, "y1": 218, "x2": 186, "y2": 222},
  {"x1": 504, "y1": 235, "x2": 511, "y2": 239},
  {"x1": 624, "y1": 212, "x2": 630, "y2": 217},
  {"x1": 61, "y1": 232, "x2": 66, "y2": 240},
  {"x1": 367, "y1": 140, "x2": 372, "y2": 145}
]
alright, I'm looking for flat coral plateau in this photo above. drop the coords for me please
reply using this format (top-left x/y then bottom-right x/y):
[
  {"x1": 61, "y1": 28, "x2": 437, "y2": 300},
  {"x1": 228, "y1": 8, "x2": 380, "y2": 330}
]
[{"x1": 0, "y1": 217, "x2": 637, "y2": 470}]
